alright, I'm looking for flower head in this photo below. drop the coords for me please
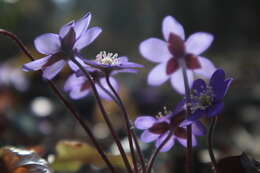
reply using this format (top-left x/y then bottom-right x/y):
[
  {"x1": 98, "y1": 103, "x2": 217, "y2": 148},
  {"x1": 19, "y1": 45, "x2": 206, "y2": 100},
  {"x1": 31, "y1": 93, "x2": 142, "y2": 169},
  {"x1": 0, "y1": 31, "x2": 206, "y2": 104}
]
[
  {"x1": 139, "y1": 15, "x2": 216, "y2": 94},
  {"x1": 186, "y1": 69, "x2": 233, "y2": 121},
  {"x1": 134, "y1": 105, "x2": 206, "y2": 152},
  {"x1": 64, "y1": 67, "x2": 119, "y2": 100},
  {"x1": 82, "y1": 51, "x2": 143, "y2": 74},
  {"x1": 23, "y1": 12, "x2": 102, "y2": 80}
]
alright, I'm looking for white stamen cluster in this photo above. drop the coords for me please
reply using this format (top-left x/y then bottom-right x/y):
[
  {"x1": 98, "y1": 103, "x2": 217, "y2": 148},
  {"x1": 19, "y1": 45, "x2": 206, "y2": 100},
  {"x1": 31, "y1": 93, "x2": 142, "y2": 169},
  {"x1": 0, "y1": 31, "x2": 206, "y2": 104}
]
[
  {"x1": 96, "y1": 51, "x2": 119, "y2": 65},
  {"x1": 190, "y1": 85, "x2": 214, "y2": 113}
]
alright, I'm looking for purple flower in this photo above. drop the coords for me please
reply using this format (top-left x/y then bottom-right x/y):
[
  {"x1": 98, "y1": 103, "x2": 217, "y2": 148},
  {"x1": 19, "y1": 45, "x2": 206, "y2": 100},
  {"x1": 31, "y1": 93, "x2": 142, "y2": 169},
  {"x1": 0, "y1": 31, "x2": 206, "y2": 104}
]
[
  {"x1": 82, "y1": 51, "x2": 143, "y2": 74},
  {"x1": 64, "y1": 67, "x2": 119, "y2": 100},
  {"x1": 134, "y1": 106, "x2": 206, "y2": 152},
  {"x1": 23, "y1": 12, "x2": 102, "y2": 80},
  {"x1": 186, "y1": 69, "x2": 233, "y2": 121},
  {"x1": 139, "y1": 16, "x2": 216, "y2": 94}
]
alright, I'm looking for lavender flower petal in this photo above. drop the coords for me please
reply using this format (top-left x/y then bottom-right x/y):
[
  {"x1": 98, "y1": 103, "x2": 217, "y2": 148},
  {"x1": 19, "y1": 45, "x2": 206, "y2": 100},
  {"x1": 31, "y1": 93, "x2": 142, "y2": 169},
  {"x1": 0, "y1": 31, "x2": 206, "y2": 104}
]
[
  {"x1": 147, "y1": 63, "x2": 169, "y2": 86},
  {"x1": 185, "y1": 32, "x2": 214, "y2": 55},
  {"x1": 170, "y1": 69, "x2": 193, "y2": 95},
  {"x1": 42, "y1": 60, "x2": 66, "y2": 80},
  {"x1": 135, "y1": 116, "x2": 156, "y2": 130},
  {"x1": 64, "y1": 74, "x2": 85, "y2": 91},
  {"x1": 162, "y1": 16, "x2": 185, "y2": 41},
  {"x1": 140, "y1": 130, "x2": 160, "y2": 143},
  {"x1": 193, "y1": 56, "x2": 216, "y2": 78},
  {"x1": 70, "y1": 85, "x2": 90, "y2": 100},
  {"x1": 59, "y1": 21, "x2": 75, "y2": 38},
  {"x1": 155, "y1": 132, "x2": 175, "y2": 152},
  {"x1": 22, "y1": 56, "x2": 51, "y2": 72},
  {"x1": 96, "y1": 77, "x2": 119, "y2": 101},
  {"x1": 74, "y1": 27, "x2": 102, "y2": 51},
  {"x1": 139, "y1": 38, "x2": 171, "y2": 63},
  {"x1": 34, "y1": 33, "x2": 61, "y2": 55},
  {"x1": 74, "y1": 12, "x2": 91, "y2": 39}
]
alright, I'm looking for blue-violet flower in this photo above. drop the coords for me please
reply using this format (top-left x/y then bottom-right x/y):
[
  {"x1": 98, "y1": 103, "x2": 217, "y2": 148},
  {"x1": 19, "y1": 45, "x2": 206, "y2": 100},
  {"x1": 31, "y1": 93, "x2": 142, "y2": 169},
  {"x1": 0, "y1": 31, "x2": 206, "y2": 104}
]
[{"x1": 186, "y1": 69, "x2": 233, "y2": 122}]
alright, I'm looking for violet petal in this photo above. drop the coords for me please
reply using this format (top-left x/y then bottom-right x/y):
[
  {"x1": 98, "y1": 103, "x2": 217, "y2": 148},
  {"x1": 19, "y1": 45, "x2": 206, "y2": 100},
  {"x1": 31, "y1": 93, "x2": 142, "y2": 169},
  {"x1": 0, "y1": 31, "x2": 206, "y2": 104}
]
[
  {"x1": 23, "y1": 56, "x2": 51, "y2": 72},
  {"x1": 34, "y1": 33, "x2": 61, "y2": 55},
  {"x1": 135, "y1": 116, "x2": 156, "y2": 130},
  {"x1": 42, "y1": 60, "x2": 66, "y2": 80},
  {"x1": 74, "y1": 27, "x2": 102, "y2": 51},
  {"x1": 140, "y1": 130, "x2": 160, "y2": 143}
]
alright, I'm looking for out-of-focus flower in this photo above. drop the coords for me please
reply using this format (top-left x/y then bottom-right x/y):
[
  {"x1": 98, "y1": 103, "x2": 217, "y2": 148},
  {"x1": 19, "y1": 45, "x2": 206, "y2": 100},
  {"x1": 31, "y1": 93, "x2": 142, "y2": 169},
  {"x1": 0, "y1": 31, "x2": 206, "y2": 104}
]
[
  {"x1": 0, "y1": 63, "x2": 29, "y2": 91},
  {"x1": 134, "y1": 105, "x2": 206, "y2": 152},
  {"x1": 82, "y1": 51, "x2": 143, "y2": 74},
  {"x1": 185, "y1": 69, "x2": 233, "y2": 122},
  {"x1": 139, "y1": 15, "x2": 215, "y2": 94},
  {"x1": 23, "y1": 12, "x2": 102, "y2": 80},
  {"x1": 64, "y1": 67, "x2": 119, "y2": 100}
]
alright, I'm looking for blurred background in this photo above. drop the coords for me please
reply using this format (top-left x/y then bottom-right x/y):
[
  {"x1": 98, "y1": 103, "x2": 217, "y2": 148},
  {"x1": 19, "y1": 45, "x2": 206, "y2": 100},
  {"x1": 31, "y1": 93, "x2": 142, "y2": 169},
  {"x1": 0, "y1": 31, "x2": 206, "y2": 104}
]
[{"x1": 0, "y1": 0, "x2": 260, "y2": 172}]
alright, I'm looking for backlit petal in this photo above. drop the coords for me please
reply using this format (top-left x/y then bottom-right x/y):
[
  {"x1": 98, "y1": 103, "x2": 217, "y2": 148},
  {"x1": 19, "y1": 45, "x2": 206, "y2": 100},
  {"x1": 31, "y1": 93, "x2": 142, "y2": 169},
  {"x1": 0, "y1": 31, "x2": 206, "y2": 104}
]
[
  {"x1": 135, "y1": 116, "x2": 156, "y2": 130},
  {"x1": 193, "y1": 56, "x2": 216, "y2": 78},
  {"x1": 162, "y1": 16, "x2": 185, "y2": 41},
  {"x1": 170, "y1": 69, "x2": 193, "y2": 95},
  {"x1": 34, "y1": 33, "x2": 61, "y2": 55},
  {"x1": 185, "y1": 32, "x2": 213, "y2": 55},
  {"x1": 42, "y1": 60, "x2": 66, "y2": 80},
  {"x1": 140, "y1": 130, "x2": 160, "y2": 143},
  {"x1": 148, "y1": 63, "x2": 169, "y2": 86},
  {"x1": 23, "y1": 56, "x2": 51, "y2": 72},
  {"x1": 139, "y1": 38, "x2": 171, "y2": 63}
]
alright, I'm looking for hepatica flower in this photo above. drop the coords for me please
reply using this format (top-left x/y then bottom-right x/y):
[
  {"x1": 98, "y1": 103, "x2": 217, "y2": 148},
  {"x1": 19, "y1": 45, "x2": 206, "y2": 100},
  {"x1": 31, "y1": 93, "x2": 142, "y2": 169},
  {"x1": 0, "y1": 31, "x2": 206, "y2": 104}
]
[
  {"x1": 135, "y1": 106, "x2": 206, "y2": 152},
  {"x1": 23, "y1": 12, "x2": 102, "y2": 80},
  {"x1": 83, "y1": 51, "x2": 143, "y2": 74},
  {"x1": 64, "y1": 67, "x2": 118, "y2": 100},
  {"x1": 187, "y1": 69, "x2": 233, "y2": 121},
  {"x1": 139, "y1": 16, "x2": 216, "y2": 94}
]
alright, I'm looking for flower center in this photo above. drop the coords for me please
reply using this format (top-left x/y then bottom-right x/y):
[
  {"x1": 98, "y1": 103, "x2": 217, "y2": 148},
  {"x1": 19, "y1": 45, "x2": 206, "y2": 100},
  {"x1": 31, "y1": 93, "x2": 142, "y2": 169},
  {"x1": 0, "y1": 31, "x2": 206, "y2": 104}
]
[
  {"x1": 190, "y1": 86, "x2": 214, "y2": 113},
  {"x1": 95, "y1": 51, "x2": 119, "y2": 65}
]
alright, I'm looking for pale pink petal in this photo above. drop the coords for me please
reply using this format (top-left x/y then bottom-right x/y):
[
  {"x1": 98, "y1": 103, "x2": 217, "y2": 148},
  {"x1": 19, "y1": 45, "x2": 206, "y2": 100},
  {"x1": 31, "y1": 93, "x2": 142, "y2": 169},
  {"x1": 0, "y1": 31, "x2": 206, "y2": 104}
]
[
  {"x1": 74, "y1": 27, "x2": 102, "y2": 51},
  {"x1": 140, "y1": 130, "x2": 160, "y2": 143},
  {"x1": 193, "y1": 56, "x2": 216, "y2": 78},
  {"x1": 185, "y1": 32, "x2": 214, "y2": 55},
  {"x1": 170, "y1": 69, "x2": 194, "y2": 95},
  {"x1": 23, "y1": 56, "x2": 51, "y2": 72},
  {"x1": 135, "y1": 116, "x2": 156, "y2": 130},
  {"x1": 74, "y1": 12, "x2": 91, "y2": 39},
  {"x1": 139, "y1": 38, "x2": 171, "y2": 63},
  {"x1": 148, "y1": 63, "x2": 169, "y2": 86},
  {"x1": 34, "y1": 33, "x2": 61, "y2": 55},
  {"x1": 155, "y1": 132, "x2": 175, "y2": 152},
  {"x1": 42, "y1": 60, "x2": 66, "y2": 80},
  {"x1": 162, "y1": 16, "x2": 185, "y2": 41},
  {"x1": 96, "y1": 77, "x2": 119, "y2": 101}
]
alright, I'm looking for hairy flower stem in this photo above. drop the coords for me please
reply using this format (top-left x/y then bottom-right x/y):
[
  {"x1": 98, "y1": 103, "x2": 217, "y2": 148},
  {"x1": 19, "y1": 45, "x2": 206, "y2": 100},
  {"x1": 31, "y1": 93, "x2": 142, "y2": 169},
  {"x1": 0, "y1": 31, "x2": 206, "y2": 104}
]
[
  {"x1": 71, "y1": 58, "x2": 133, "y2": 173},
  {"x1": 208, "y1": 117, "x2": 218, "y2": 172},
  {"x1": 105, "y1": 75, "x2": 142, "y2": 173},
  {"x1": 178, "y1": 58, "x2": 193, "y2": 173},
  {"x1": 0, "y1": 29, "x2": 116, "y2": 173}
]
